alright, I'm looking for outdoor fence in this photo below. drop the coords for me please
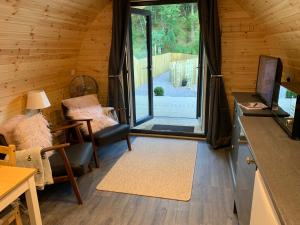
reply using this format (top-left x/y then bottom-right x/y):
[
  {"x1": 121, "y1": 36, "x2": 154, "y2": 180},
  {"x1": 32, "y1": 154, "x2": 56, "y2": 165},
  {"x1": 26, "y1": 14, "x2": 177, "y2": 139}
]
[
  {"x1": 133, "y1": 53, "x2": 198, "y2": 88},
  {"x1": 170, "y1": 57, "x2": 199, "y2": 87}
]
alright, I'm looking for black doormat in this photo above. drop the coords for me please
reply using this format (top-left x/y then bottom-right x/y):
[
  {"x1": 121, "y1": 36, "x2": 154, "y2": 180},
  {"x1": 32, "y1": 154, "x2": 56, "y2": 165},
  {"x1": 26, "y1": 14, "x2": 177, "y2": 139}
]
[{"x1": 151, "y1": 124, "x2": 195, "y2": 133}]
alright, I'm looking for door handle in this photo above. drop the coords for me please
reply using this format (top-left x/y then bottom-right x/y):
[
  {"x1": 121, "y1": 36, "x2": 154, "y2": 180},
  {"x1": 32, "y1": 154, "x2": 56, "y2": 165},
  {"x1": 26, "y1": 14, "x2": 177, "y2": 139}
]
[{"x1": 245, "y1": 156, "x2": 256, "y2": 165}]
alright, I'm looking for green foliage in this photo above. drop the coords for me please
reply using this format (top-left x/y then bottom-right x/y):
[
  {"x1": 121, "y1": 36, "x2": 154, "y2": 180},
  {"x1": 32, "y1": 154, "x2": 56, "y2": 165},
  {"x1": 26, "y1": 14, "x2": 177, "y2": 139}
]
[
  {"x1": 131, "y1": 3, "x2": 200, "y2": 57},
  {"x1": 154, "y1": 87, "x2": 164, "y2": 96},
  {"x1": 286, "y1": 90, "x2": 297, "y2": 98}
]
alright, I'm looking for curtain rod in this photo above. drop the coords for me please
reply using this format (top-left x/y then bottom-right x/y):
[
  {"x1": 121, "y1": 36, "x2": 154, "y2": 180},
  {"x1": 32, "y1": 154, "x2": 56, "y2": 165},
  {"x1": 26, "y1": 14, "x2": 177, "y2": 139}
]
[{"x1": 131, "y1": 0, "x2": 197, "y2": 4}]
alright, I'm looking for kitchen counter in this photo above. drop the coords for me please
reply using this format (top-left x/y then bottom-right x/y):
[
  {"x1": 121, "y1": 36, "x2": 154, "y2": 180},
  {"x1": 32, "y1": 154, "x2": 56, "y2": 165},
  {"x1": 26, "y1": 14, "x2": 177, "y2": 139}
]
[
  {"x1": 232, "y1": 92, "x2": 274, "y2": 117},
  {"x1": 240, "y1": 116, "x2": 300, "y2": 225}
]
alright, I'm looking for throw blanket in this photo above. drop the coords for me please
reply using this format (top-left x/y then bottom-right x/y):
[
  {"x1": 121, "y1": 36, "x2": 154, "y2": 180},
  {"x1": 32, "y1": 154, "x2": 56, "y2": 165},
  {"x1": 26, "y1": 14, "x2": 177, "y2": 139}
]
[{"x1": 16, "y1": 147, "x2": 54, "y2": 190}]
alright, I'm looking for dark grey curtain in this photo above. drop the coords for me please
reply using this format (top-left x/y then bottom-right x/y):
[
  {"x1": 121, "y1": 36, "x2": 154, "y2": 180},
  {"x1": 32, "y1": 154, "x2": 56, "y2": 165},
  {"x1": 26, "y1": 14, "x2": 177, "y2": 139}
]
[
  {"x1": 198, "y1": 0, "x2": 232, "y2": 148},
  {"x1": 108, "y1": 0, "x2": 131, "y2": 124}
]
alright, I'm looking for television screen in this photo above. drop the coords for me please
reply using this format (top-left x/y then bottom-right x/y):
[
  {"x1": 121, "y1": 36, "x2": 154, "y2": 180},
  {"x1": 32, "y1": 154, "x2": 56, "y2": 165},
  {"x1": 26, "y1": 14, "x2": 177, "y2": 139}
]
[{"x1": 256, "y1": 55, "x2": 282, "y2": 108}]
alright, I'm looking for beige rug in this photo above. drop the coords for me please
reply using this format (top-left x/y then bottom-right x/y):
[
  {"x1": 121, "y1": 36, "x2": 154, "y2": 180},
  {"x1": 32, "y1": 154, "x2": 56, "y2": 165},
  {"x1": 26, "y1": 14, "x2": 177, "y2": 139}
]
[{"x1": 96, "y1": 137, "x2": 198, "y2": 201}]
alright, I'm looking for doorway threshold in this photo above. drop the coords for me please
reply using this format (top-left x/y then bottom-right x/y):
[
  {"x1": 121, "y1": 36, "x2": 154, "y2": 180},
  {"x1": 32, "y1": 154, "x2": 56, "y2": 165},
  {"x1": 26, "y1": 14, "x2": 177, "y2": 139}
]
[
  {"x1": 130, "y1": 130, "x2": 206, "y2": 140},
  {"x1": 131, "y1": 116, "x2": 204, "y2": 138}
]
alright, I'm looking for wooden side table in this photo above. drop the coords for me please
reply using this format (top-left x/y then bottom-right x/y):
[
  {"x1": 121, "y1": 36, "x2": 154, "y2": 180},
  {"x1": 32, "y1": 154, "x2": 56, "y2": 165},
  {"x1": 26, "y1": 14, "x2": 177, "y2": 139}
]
[{"x1": 0, "y1": 166, "x2": 42, "y2": 225}]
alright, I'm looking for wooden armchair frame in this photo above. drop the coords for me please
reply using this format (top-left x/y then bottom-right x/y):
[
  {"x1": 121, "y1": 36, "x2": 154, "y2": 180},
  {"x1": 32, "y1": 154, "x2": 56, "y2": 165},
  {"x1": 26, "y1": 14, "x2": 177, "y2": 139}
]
[
  {"x1": 44, "y1": 122, "x2": 85, "y2": 204},
  {"x1": 0, "y1": 123, "x2": 87, "y2": 205},
  {"x1": 68, "y1": 118, "x2": 100, "y2": 169},
  {"x1": 61, "y1": 101, "x2": 132, "y2": 168}
]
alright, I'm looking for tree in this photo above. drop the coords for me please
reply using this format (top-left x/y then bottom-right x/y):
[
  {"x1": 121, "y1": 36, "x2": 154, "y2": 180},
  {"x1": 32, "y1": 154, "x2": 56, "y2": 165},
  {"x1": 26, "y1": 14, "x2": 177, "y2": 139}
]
[{"x1": 132, "y1": 3, "x2": 200, "y2": 57}]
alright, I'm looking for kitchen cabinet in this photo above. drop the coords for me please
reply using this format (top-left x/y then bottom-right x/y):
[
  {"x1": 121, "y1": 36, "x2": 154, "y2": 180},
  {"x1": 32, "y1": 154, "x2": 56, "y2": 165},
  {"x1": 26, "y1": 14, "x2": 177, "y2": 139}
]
[
  {"x1": 250, "y1": 171, "x2": 280, "y2": 225},
  {"x1": 234, "y1": 118, "x2": 257, "y2": 225}
]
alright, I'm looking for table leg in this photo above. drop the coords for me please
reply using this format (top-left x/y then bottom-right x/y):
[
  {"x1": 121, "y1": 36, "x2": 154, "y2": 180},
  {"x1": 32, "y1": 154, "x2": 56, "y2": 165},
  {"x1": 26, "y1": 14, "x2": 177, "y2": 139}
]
[{"x1": 25, "y1": 176, "x2": 42, "y2": 225}]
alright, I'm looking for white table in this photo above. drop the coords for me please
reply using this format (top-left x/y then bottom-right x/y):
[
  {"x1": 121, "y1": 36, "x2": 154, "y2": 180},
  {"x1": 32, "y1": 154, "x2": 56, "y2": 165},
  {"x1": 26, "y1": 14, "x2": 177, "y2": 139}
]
[{"x1": 0, "y1": 166, "x2": 42, "y2": 225}]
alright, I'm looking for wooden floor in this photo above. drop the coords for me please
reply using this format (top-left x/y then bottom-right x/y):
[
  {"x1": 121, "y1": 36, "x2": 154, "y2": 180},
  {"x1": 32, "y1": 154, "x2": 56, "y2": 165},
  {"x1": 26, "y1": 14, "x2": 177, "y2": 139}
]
[{"x1": 22, "y1": 137, "x2": 238, "y2": 225}]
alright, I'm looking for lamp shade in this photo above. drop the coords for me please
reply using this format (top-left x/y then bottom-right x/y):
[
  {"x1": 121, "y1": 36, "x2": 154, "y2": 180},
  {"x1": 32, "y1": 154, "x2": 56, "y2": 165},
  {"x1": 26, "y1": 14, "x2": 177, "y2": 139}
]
[{"x1": 26, "y1": 90, "x2": 51, "y2": 110}]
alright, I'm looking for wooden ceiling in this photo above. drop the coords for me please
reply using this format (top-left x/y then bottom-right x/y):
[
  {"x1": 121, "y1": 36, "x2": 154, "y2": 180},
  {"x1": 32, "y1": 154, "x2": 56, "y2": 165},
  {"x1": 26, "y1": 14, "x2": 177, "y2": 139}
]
[{"x1": 234, "y1": 0, "x2": 300, "y2": 81}]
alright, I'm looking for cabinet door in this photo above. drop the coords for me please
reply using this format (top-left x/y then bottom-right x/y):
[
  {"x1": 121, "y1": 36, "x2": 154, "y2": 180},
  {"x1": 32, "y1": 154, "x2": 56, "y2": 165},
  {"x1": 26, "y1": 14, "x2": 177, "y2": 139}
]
[
  {"x1": 231, "y1": 116, "x2": 241, "y2": 176},
  {"x1": 235, "y1": 139, "x2": 257, "y2": 225},
  {"x1": 250, "y1": 171, "x2": 280, "y2": 225},
  {"x1": 230, "y1": 101, "x2": 241, "y2": 181}
]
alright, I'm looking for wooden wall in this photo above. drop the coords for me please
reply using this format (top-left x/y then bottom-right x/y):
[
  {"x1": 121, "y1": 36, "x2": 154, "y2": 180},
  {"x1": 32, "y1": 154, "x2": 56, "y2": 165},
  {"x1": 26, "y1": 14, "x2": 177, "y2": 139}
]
[
  {"x1": 0, "y1": 0, "x2": 109, "y2": 124},
  {"x1": 76, "y1": 1, "x2": 113, "y2": 106},
  {"x1": 219, "y1": 0, "x2": 269, "y2": 109},
  {"x1": 1, "y1": 0, "x2": 299, "y2": 124},
  {"x1": 234, "y1": 0, "x2": 300, "y2": 82}
]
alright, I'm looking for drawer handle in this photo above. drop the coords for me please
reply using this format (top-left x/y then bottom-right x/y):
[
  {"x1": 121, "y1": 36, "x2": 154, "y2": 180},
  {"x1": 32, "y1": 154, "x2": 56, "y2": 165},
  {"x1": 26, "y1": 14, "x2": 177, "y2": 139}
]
[{"x1": 246, "y1": 156, "x2": 256, "y2": 165}]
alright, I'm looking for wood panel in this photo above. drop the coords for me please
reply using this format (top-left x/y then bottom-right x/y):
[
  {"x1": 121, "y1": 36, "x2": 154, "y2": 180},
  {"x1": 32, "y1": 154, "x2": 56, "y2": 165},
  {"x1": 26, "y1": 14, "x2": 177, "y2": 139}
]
[
  {"x1": 2, "y1": 0, "x2": 296, "y2": 124},
  {"x1": 234, "y1": 0, "x2": 300, "y2": 82},
  {"x1": 219, "y1": 0, "x2": 269, "y2": 110},
  {"x1": 75, "y1": 1, "x2": 113, "y2": 106},
  {"x1": 0, "y1": 0, "x2": 110, "y2": 125}
]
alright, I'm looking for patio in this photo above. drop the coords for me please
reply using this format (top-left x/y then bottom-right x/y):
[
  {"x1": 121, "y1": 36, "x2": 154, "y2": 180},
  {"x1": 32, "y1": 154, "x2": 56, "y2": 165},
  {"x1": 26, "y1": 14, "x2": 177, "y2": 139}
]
[
  {"x1": 135, "y1": 72, "x2": 198, "y2": 119},
  {"x1": 134, "y1": 72, "x2": 203, "y2": 134}
]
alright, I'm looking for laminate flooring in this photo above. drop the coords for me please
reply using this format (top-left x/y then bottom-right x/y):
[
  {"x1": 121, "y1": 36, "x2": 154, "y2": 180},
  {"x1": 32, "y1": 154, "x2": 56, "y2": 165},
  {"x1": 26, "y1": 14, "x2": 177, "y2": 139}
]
[{"x1": 22, "y1": 137, "x2": 238, "y2": 225}]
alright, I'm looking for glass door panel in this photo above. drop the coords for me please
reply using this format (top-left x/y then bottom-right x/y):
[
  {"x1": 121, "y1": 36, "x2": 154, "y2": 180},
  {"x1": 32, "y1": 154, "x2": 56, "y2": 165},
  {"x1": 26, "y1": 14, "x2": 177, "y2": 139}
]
[{"x1": 130, "y1": 8, "x2": 153, "y2": 125}]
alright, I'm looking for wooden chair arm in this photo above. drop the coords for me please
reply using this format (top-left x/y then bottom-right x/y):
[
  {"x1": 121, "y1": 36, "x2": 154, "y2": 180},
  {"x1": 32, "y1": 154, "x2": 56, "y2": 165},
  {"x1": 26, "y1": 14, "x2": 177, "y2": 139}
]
[
  {"x1": 66, "y1": 119, "x2": 96, "y2": 151},
  {"x1": 41, "y1": 143, "x2": 70, "y2": 153},
  {"x1": 51, "y1": 123, "x2": 83, "y2": 133},
  {"x1": 67, "y1": 118, "x2": 93, "y2": 122},
  {"x1": 65, "y1": 119, "x2": 94, "y2": 144}
]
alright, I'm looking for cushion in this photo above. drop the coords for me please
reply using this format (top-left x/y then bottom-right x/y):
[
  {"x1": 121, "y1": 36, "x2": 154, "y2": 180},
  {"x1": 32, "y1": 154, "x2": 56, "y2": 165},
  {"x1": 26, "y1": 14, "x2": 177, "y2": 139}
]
[
  {"x1": 62, "y1": 94, "x2": 100, "y2": 110},
  {"x1": 13, "y1": 114, "x2": 52, "y2": 151},
  {"x1": 49, "y1": 143, "x2": 93, "y2": 177},
  {"x1": 67, "y1": 106, "x2": 118, "y2": 135},
  {"x1": 0, "y1": 115, "x2": 27, "y2": 144},
  {"x1": 92, "y1": 124, "x2": 130, "y2": 146}
]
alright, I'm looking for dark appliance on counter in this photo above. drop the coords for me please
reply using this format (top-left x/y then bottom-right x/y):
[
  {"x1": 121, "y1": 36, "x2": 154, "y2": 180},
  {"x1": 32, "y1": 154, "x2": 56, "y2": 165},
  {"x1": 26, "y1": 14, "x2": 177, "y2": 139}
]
[
  {"x1": 272, "y1": 82, "x2": 300, "y2": 139},
  {"x1": 254, "y1": 55, "x2": 283, "y2": 108}
]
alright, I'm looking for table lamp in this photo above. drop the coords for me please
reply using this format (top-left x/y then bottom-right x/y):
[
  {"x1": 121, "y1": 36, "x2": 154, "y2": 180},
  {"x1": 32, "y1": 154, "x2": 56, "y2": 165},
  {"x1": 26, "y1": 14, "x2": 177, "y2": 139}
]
[{"x1": 26, "y1": 90, "x2": 51, "y2": 112}]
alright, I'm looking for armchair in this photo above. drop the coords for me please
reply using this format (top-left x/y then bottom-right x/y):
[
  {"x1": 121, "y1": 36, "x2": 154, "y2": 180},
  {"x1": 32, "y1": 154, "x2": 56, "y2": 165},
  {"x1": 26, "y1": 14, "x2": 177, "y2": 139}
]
[
  {"x1": 61, "y1": 95, "x2": 132, "y2": 167},
  {"x1": 0, "y1": 122, "x2": 93, "y2": 205}
]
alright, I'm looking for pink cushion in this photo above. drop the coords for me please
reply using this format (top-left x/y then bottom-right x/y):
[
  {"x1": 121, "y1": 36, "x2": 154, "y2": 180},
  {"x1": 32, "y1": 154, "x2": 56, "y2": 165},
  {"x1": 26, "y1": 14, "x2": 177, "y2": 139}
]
[
  {"x1": 68, "y1": 106, "x2": 118, "y2": 135},
  {"x1": 62, "y1": 94, "x2": 101, "y2": 111},
  {"x1": 0, "y1": 115, "x2": 27, "y2": 144},
  {"x1": 14, "y1": 114, "x2": 52, "y2": 150}
]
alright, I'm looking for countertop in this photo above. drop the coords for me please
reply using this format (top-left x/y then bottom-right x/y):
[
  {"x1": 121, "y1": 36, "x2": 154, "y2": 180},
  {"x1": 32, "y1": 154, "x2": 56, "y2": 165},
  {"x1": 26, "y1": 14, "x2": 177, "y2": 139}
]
[
  {"x1": 232, "y1": 92, "x2": 274, "y2": 117},
  {"x1": 240, "y1": 116, "x2": 300, "y2": 225}
]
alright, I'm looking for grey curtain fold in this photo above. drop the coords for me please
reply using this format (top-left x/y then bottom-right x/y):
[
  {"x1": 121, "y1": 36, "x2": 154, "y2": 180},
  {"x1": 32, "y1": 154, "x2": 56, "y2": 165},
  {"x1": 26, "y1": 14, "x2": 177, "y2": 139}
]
[
  {"x1": 108, "y1": 0, "x2": 131, "y2": 124},
  {"x1": 198, "y1": 0, "x2": 232, "y2": 148}
]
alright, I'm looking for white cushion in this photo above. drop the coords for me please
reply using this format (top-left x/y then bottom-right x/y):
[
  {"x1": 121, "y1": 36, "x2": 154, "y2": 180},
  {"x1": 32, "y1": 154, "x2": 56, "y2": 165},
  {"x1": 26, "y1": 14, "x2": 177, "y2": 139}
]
[
  {"x1": 14, "y1": 114, "x2": 52, "y2": 151},
  {"x1": 62, "y1": 94, "x2": 100, "y2": 110},
  {"x1": 68, "y1": 105, "x2": 118, "y2": 135},
  {"x1": 0, "y1": 115, "x2": 27, "y2": 144}
]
